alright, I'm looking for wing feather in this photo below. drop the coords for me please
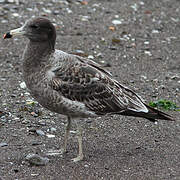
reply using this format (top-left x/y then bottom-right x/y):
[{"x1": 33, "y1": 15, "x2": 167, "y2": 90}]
[{"x1": 48, "y1": 54, "x2": 148, "y2": 115}]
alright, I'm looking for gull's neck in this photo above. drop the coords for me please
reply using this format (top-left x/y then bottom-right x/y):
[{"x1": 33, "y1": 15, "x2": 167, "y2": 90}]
[
  {"x1": 22, "y1": 40, "x2": 55, "y2": 79},
  {"x1": 23, "y1": 40, "x2": 54, "y2": 66}
]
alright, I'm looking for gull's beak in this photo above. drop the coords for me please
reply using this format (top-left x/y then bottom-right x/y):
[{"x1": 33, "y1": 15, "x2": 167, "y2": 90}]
[{"x1": 3, "y1": 26, "x2": 25, "y2": 39}]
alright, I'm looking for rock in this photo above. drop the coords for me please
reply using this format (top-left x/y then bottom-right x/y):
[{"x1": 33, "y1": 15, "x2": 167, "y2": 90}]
[
  {"x1": 109, "y1": 46, "x2": 117, "y2": 50},
  {"x1": 86, "y1": 119, "x2": 92, "y2": 123},
  {"x1": 20, "y1": 82, "x2": 26, "y2": 89},
  {"x1": 144, "y1": 50, "x2": 152, "y2": 56},
  {"x1": 112, "y1": 38, "x2": 121, "y2": 44},
  {"x1": 80, "y1": 15, "x2": 90, "y2": 21},
  {"x1": 46, "y1": 134, "x2": 55, "y2": 138},
  {"x1": 7, "y1": 0, "x2": 15, "y2": 3},
  {"x1": 0, "y1": 111, "x2": 7, "y2": 118},
  {"x1": 0, "y1": 142, "x2": 8, "y2": 147},
  {"x1": 152, "y1": 30, "x2": 159, "y2": 34},
  {"x1": 30, "y1": 111, "x2": 39, "y2": 117},
  {"x1": 0, "y1": 0, "x2": 5, "y2": 3},
  {"x1": 53, "y1": 10, "x2": 60, "y2": 15},
  {"x1": 88, "y1": 55, "x2": 94, "y2": 59},
  {"x1": 96, "y1": 53, "x2": 103, "y2": 58},
  {"x1": 144, "y1": 41, "x2": 150, "y2": 45},
  {"x1": 25, "y1": 154, "x2": 49, "y2": 166},
  {"x1": 112, "y1": 19, "x2": 123, "y2": 25},
  {"x1": 171, "y1": 75, "x2": 180, "y2": 80},
  {"x1": 12, "y1": 13, "x2": 19, "y2": 17},
  {"x1": 42, "y1": 8, "x2": 52, "y2": 14},
  {"x1": 130, "y1": 3, "x2": 138, "y2": 11},
  {"x1": 46, "y1": 149, "x2": 62, "y2": 156},
  {"x1": 30, "y1": 140, "x2": 42, "y2": 146},
  {"x1": 36, "y1": 129, "x2": 45, "y2": 136},
  {"x1": 72, "y1": 49, "x2": 88, "y2": 57},
  {"x1": 66, "y1": 7, "x2": 72, "y2": 14},
  {"x1": 13, "y1": 168, "x2": 19, "y2": 173},
  {"x1": 50, "y1": 127, "x2": 56, "y2": 132}
]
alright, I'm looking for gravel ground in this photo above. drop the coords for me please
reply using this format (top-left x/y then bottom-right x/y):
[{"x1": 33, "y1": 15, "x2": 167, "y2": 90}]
[{"x1": 0, "y1": 0, "x2": 180, "y2": 179}]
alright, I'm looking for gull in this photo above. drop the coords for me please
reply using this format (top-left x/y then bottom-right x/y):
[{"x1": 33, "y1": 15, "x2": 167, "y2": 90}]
[{"x1": 3, "y1": 17, "x2": 174, "y2": 162}]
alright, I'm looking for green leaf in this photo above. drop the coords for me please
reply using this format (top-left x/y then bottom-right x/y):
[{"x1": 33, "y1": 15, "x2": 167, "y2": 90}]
[{"x1": 149, "y1": 99, "x2": 180, "y2": 111}]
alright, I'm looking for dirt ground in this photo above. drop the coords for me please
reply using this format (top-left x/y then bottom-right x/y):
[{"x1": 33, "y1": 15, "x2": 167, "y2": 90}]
[{"x1": 0, "y1": 0, "x2": 180, "y2": 179}]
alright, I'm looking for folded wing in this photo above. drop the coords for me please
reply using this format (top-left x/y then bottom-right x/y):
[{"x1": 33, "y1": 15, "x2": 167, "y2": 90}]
[{"x1": 48, "y1": 55, "x2": 149, "y2": 115}]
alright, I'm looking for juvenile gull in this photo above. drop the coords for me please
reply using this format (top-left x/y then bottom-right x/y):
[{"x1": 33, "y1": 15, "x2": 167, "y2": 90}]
[{"x1": 4, "y1": 17, "x2": 174, "y2": 162}]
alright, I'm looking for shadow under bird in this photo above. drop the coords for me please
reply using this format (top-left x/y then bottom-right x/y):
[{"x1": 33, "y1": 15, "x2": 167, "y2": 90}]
[{"x1": 3, "y1": 17, "x2": 174, "y2": 162}]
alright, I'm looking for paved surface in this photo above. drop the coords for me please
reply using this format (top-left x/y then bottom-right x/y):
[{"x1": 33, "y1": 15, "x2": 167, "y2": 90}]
[{"x1": 0, "y1": 0, "x2": 179, "y2": 179}]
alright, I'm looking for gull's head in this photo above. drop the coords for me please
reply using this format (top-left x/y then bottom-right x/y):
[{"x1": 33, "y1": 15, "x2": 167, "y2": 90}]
[{"x1": 3, "y1": 17, "x2": 56, "y2": 44}]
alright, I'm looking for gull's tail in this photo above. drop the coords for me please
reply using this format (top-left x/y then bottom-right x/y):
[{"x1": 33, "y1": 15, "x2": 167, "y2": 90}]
[{"x1": 120, "y1": 104, "x2": 174, "y2": 122}]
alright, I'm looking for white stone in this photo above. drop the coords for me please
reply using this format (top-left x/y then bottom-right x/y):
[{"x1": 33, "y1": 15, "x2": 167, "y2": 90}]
[
  {"x1": 20, "y1": 82, "x2": 26, "y2": 89},
  {"x1": 46, "y1": 134, "x2": 55, "y2": 138},
  {"x1": 112, "y1": 19, "x2": 123, "y2": 25}
]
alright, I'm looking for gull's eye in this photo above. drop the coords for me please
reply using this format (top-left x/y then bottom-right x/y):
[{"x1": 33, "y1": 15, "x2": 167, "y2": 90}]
[{"x1": 30, "y1": 24, "x2": 39, "y2": 29}]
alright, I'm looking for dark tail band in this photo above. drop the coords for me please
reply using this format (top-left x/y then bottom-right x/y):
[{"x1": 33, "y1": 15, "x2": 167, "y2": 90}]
[{"x1": 119, "y1": 104, "x2": 174, "y2": 122}]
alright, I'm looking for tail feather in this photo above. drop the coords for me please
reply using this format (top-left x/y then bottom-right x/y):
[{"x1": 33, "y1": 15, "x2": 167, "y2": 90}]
[
  {"x1": 145, "y1": 104, "x2": 174, "y2": 121},
  {"x1": 119, "y1": 104, "x2": 174, "y2": 122}
]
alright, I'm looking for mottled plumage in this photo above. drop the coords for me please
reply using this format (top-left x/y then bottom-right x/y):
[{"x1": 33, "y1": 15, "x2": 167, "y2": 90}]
[{"x1": 4, "y1": 17, "x2": 174, "y2": 162}]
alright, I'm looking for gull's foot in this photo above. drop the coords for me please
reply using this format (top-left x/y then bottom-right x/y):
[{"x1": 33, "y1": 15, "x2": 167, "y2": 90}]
[
  {"x1": 46, "y1": 149, "x2": 67, "y2": 156},
  {"x1": 71, "y1": 154, "x2": 84, "y2": 162}
]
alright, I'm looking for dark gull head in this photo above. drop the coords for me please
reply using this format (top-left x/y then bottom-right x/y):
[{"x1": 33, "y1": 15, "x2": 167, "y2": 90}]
[{"x1": 4, "y1": 17, "x2": 56, "y2": 49}]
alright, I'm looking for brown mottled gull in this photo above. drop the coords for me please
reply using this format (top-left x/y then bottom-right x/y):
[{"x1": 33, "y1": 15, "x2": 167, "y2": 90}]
[{"x1": 4, "y1": 17, "x2": 174, "y2": 162}]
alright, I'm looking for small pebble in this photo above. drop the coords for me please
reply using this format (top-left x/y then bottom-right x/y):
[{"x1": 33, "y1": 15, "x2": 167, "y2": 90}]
[
  {"x1": 50, "y1": 127, "x2": 56, "y2": 132},
  {"x1": 1, "y1": 20, "x2": 8, "y2": 23},
  {"x1": 13, "y1": 168, "x2": 19, "y2": 173},
  {"x1": 80, "y1": 15, "x2": 90, "y2": 21},
  {"x1": 46, "y1": 149, "x2": 62, "y2": 156},
  {"x1": 22, "y1": 120, "x2": 30, "y2": 124},
  {"x1": 96, "y1": 53, "x2": 103, "y2": 58},
  {"x1": 42, "y1": 8, "x2": 52, "y2": 14},
  {"x1": 75, "y1": 49, "x2": 85, "y2": 54},
  {"x1": 152, "y1": 30, "x2": 159, "y2": 34},
  {"x1": 30, "y1": 111, "x2": 39, "y2": 117},
  {"x1": 73, "y1": 49, "x2": 87, "y2": 57},
  {"x1": 25, "y1": 154, "x2": 49, "y2": 166},
  {"x1": 20, "y1": 82, "x2": 26, "y2": 89},
  {"x1": 92, "y1": 3, "x2": 100, "y2": 7},
  {"x1": 131, "y1": 3, "x2": 138, "y2": 11},
  {"x1": 31, "y1": 140, "x2": 42, "y2": 146},
  {"x1": 144, "y1": 50, "x2": 152, "y2": 56},
  {"x1": 26, "y1": 8, "x2": 33, "y2": 11},
  {"x1": 139, "y1": 1, "x2": 145, "y2": 5},
  {"x1": 36, "y1": 129, "x2": 45, "y2": 136},
  {"x1": 100, "y1": 61, "x2": 111, "y2": 67},
  {"x1": 12, "y1": 13, "x2": 19, "y2": 17},
  {"x1": 140, "y1": 75, "x2": 147, "y2": 80},
  {"x1": 88, "y1": 55, "x2": 94, "y2": 59},
  {"x1": 144, "y1": 41, "x2": 150, "y2": 45},
  {"x1": 171, "y1": 75, "x2": 179, "y2": 80},
  {"x1": 109, "y1": 46, "x2": 117, "y2": 50},
  {"x1": 0, "y1": 142, "x2": 8, "y2": 147},
  {"x1": 46, "y1": 134, "x2": 55, "y2": 138},
  {"x1": 66, "y1": 7, "x2": 72, "y2": 14},
  {"x1": 112, "y1": 19, "x2": 123, "y2": 25},
  {"x1": 7, "y1": 0, "x2": 15, "y2": 3},
  {"x1": 86, "y1": 119, "x2": 92, "y2": 123},
  {"x1": 53, "y1": 10, "x2": 60, "y2": 15}
]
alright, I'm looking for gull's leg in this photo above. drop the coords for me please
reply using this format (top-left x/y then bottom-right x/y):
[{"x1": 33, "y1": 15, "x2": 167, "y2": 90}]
[
  {"x1": 72, "y1": 123, "x2": 84, "y2": 162},
  {"x1": 61, "y1": 116, "x2": 71, "y2": 153},
  {"x1": 46, "y1": 116, "x2": 71, "y2": 156}
]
